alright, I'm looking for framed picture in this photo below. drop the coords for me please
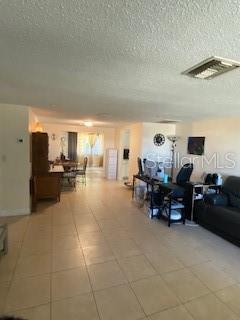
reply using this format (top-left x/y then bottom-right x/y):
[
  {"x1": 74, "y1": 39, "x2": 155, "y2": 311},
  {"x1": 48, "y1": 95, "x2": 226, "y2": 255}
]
[{"x1": 188, "y1": 137, "x2": 205, "y2": 155}]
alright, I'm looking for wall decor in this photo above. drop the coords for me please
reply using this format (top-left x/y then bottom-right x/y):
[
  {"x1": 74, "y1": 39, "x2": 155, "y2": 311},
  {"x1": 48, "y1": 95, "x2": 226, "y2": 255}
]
[
  {"x1": 153, "y1": 133, "x2": 165, "y2": 146},
  {"x1": 188, "y1": 137, "x2": 205, "y2": 155}
]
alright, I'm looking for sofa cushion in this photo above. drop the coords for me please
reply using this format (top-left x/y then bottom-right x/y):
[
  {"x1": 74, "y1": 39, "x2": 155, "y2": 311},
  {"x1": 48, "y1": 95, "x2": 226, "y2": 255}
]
[
  {"x1": 204, "y1": 205, "x2": 240, "y2": 240},
  {"x1": 222, "y1": 176, "x2": 240, "y2": 208},
  {"x1": 204, "y1": 194, "x2": 228, "y2": 206},
  {"x1": 229, "y1": 194, "x2": 240, "y2": 209}
]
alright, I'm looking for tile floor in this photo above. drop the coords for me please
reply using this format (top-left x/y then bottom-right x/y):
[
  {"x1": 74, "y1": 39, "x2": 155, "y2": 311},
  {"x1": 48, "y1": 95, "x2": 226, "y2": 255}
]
[{"x1": 0, "y1": 173, "x2": 240, "y2": 320}]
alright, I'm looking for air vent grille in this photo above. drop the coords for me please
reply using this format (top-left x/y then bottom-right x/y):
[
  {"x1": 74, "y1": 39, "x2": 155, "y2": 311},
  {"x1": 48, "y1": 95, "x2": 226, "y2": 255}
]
[
  {"x1": 156, "y1": 120, "x2": 181, "y2": 124},
  {"x1": 182, "y1": 56, "x2": 240, "y2": 80}
]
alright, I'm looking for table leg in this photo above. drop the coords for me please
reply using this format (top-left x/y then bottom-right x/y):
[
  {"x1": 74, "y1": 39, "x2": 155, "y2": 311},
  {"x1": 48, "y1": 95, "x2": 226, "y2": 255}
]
[
  {"x1": 132, "y1": 176, "x2": 135, "y2": 199},
  {"x1": 150, "y1": 184, "x2": 153, "y2": 219},
  {"x1": 168, "y1": 196, "x2": 172, "y2": 227}
]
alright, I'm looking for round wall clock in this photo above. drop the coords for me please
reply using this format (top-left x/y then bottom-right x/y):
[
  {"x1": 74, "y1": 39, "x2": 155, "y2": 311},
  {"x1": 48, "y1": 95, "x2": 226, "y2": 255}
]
[{"x1": 153, "y1": 133, "x2": 165, "y2": 146}]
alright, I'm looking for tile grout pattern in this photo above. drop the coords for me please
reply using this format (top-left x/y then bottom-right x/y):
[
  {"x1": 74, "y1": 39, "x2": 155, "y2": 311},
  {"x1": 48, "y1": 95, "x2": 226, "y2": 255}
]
[{"x1": 0, "y1": 172, "x2": 240, "y2": 320}]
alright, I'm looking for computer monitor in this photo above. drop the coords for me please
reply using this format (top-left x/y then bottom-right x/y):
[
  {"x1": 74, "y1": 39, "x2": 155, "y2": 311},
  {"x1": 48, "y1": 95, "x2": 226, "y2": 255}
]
[{"x1": 137, "y1": 157, "x2": 143, "y2": 175}]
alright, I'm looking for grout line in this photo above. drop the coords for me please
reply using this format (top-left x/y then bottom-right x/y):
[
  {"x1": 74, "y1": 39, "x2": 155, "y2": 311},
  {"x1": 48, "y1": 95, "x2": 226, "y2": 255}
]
[{"x1": 2, "y1": 215, "x2": 31, "y2": 313}]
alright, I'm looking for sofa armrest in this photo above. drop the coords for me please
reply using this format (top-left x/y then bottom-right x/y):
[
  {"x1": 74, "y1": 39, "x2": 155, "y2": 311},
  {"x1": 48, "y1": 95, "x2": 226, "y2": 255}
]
[{"x1": 204, "y1": 194, "x2": 228, "y2": 206}]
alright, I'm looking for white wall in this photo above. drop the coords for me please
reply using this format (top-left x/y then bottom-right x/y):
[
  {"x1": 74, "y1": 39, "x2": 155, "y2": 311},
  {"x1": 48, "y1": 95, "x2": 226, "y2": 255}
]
[
  {"x1": 42, "y1": 123, "x2": 116, "y2": 167},
  {"x1": 28, "y1": 108, "x2": 38, "y2": 132},
  {"x1": 141, "y1": 123, "x2": 175, "y2": 164},
  {"x1": 128, "y1": 123, "x2": 143, "y2": 179},
  {"x1": 116, "y1": 127, "x2": 130, "y2": 180},
  {"x1": 175, "y1": 117, "x2": 240, "y2": 181},
  {"x1": 117, "y1": 122, "x2": 176, "y2": 180},
  {"x1": 0, "y1": 104, "x2": 30, "y2": 216}
]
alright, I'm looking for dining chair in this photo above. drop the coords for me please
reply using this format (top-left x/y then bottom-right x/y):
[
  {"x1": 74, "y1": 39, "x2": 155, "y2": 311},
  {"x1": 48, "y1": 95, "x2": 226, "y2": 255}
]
[{"x1": 76, "y1": 157, "x2": 88, "y2": 185}]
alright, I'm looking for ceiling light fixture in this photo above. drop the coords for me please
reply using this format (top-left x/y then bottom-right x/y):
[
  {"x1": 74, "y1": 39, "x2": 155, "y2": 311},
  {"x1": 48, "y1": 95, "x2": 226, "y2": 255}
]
[
  {"x1": 182, "y1": 56, "x2": 240, "y2": 80},
  {"x1": 84, "y1": 121, "x2": 93, "y2": 127},
  {"x1": 34, "y1": 122, "x2": 43, "y2": 132}
]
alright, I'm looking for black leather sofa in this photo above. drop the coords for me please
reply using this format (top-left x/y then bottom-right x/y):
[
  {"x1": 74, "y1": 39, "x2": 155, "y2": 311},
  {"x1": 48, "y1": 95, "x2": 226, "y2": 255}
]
[{"x1": 195, "y1": 176, "x2": 240, "y2": 246}]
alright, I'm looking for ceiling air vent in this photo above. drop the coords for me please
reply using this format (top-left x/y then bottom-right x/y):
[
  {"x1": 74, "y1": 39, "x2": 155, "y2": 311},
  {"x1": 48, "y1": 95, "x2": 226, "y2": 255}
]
[
  {"x1": 182, "y1": 56, "x2": 240, "y2": 80},
  {"x1": 156, "y1": 120, "x2": 181, "y2": 124}
]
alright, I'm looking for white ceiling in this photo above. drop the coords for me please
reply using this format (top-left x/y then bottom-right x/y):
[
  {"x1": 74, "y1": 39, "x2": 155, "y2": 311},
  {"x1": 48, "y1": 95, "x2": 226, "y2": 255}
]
[{"x1": 1, "y1": 0, "x2": 240, "y2": 126}]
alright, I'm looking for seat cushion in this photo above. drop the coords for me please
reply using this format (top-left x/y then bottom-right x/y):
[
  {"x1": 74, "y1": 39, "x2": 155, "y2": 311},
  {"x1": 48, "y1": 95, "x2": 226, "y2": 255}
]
[
  {"x1": 204, "y1": 205, "x2": 240, "y2": 240},
  {"x1": 223, "y1": 176, "x2": 240, "y2": 208},
  {"x1": 162, "y1": 183, "x2": 185, "y2": 198}
]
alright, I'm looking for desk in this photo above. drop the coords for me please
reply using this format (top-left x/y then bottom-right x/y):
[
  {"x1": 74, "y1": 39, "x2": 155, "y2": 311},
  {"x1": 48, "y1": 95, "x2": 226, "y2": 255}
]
[
  {"x1": 132, "y1": 175, "x2": 161, "y2": 217},
  {"x1": 132, "y1": 175, "x2": 185, "y2": 226},
  {"x1": 32, "y1": 166, "x2": 64, "y2": 211}
]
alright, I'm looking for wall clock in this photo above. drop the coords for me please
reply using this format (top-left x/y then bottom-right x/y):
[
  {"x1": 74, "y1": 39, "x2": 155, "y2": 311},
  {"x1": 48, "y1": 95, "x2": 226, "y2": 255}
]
[{"x1": 153, "y1": 133, "x2": 165, "y2": 146}]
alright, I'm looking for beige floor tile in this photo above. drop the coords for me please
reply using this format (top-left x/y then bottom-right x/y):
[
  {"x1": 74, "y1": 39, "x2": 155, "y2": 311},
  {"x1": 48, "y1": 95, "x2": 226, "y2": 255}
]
[
  {"x1": 14, "y1": 253, "x2": 51, "y2": 279},
  {"x1": 3, "y1": 174, "x2": 240, "y2": 319},
  {"x1": 7, "y1": 303, "x2": 50, "y2": 320},
  {"x1": 24, "y1": 227, "x2": 52, "y2": 241},
  {"x1": 118, "y1": 254, "x2": 156, "y2": 282},
  {"x1": 185, "y1": 293, "x2": 238, "y2": 320},
  {"x1": 173, "y1": 247, "x2": 209, "y2": 267},
  {"x1": 5, "y1": 274, "x2": 50, "y2": 312},
  {"x1": 145, "y1": 251, "x2": 184, "y2": 274},
  {"x1": 95, "y1": 284, "x2": 144, "y2": 320},
  {"x1": 77, "y1": 222, "x2": 101, "y2": 234},
  {"x1": 98, "y1": 218, "x2": 122, "y2": 232},
  {"x1": 216, "y1": 284, "x2": 240, "y2": 316},
  {"x1": 88, "y1": 260, "x2": 127, "y2": 290},
  {"x1": 21, "y1": 237, "x2": 52, "y2": 257},
  {"x1": 28, "y1": 213, "x2": 52, "y2": 227},
  {"x1": 110, "y1": 239, "x2": 141, "y2": 258},
  {"x1": 53, "y1": 224, "x2": 77, "y2": 238},
  {"x1": 8, "y1": 228, "x2": 26, "y2": 243},
  {"x1": 52, "y1": 248, "x2": 85, "y2": 272},
  {"x1": 162, "y1": 268, "x2": 210, "y2": 303},
  {"x1": 131, "y1": 275, "x2": 180, "y2": 315},
  {"x1": 52, "y1": 266, "x2": 91, "y2": 300},
  {"x1": 0, "y1": 252, "x2": 19, "y2": 283},
  {"x1": 52, "y1": 293, "x2": 99, "y2": 320},
  {"x1": 103, "y1": 228, "x2": 132, "y2": 241},
  {"x1": 0, "y1": 282, "x2": 10, "y2": 313},
  {"x1": 52, "y1": 212, "x2": 74, "y2": 226},
  {"x1": 52, "y1": 234, "x2": 81, "y2": 253},
  {"x1": 83, "y1": 244, "x2": 115, "y2": 265},
  {"x1": 74, "y1": 214, "x2": 97, "y2": 225},
  {"x1": 191, "y1": 261, "x2": 236, "y2": 291},
  {"x1": 149, "y1": 305, "x2": 194, "y2": 320},
  {"x1": 79, "y1": 231, "x2": 107, "y2": 248}
]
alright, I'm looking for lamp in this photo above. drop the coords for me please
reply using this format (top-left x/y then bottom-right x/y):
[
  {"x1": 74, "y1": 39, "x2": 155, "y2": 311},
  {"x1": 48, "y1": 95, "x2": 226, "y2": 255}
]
[
  {"x1": 34, "y1": 122, "x2": 43, "y2": 132},
  {"x1": 167, "y1": 135, "x2": 180, "y2": 181},
  {"x1": 84, "y1": 121, "x2": 93, "y2": 127}
]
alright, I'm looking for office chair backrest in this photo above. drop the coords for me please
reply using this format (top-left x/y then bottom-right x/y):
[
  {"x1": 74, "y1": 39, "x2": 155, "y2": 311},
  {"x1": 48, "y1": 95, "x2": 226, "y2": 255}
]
[{"x1": 176, "y1": 163, "x2": 193, "y2": 185}]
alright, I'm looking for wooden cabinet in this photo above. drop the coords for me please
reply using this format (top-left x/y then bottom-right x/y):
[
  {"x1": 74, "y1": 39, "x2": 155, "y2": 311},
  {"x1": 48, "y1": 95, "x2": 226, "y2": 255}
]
[
  {"x1": 33, "y1": 175, "x2": 61, "y2": 203},
  {"x1": 31, "y1": 132, "x2": 62, "y2": 211},
  {"x1": 32, "y1": 132, "x2": 49, "y2": 175}
]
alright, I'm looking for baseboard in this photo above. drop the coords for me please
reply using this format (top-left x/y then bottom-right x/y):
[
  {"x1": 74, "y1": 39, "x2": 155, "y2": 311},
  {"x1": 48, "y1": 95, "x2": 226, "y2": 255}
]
[{"x1": 0, "y1": 208, "x2": 30, "y2": 217}]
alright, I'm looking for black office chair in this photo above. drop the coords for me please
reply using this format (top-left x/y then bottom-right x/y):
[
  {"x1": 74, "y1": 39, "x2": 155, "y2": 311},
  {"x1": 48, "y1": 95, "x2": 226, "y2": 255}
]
[
  {"x1": 176, "y1": 163, "x2": 194, "y2": 186},
  {"x1": 167, "y1": 163, "x2": 193, "y2": 198}
]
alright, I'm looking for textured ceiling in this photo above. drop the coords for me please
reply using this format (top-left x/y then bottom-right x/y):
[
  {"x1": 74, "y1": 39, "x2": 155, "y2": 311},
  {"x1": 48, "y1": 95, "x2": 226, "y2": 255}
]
[{"x1": 1, "y1": 0, "x2": 240, "y2": 125}]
